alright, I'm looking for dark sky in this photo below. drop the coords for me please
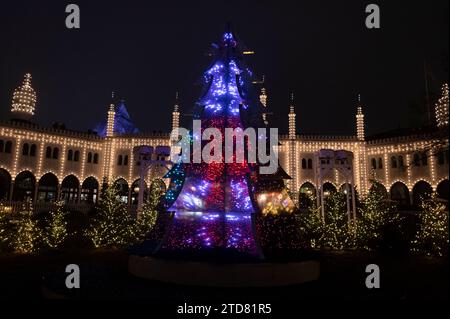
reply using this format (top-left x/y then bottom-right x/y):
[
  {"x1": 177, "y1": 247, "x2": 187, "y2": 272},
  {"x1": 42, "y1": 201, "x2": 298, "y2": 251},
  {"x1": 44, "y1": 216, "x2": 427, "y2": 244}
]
[{"x1": 0, "y1": 0, "x2": 448, "y2": 136}]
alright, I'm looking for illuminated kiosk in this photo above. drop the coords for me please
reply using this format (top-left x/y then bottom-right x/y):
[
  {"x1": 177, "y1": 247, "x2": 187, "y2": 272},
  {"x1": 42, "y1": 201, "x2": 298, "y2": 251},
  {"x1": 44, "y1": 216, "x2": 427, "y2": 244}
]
[{"x1": 129, "y1": 28, "x2": 320, "y2": 287}]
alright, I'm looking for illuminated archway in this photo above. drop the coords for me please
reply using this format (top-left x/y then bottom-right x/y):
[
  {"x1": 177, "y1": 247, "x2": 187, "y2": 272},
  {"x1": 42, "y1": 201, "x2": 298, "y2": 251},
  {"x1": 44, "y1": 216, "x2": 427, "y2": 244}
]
[
  {"x1": 322, "y1": 182, "x2": 336, "y2": 197},
  {"x1": 0, "y1": 168, "x2": 11, "y2": 200},
  {"x1": 38, "y1": 172, "x2": 58, "y2": 202},
  {"x1": 299, "y1": 182, "x2": 316, "y2": 208},
  {"x1": 61, "y1": 175, "x2": 80, "y2": 202},
  {"x1": 131, "y1": 179, "x2": 148, "y2": 205},
  {"x1": 114, "y1": 178, "x2": 129, "y2": 204},
  {"x1": 81, "y1": 176, "x2": 99, "y2": 204},
  {"x1": 390, "y1": 181, "x2": 409, "y2": 206},
  {"x1": 412, "y1": 181, "x2": 433, "y2": 206},
  {"x1": 436, "y1": 179, "x2": 449, "y2": 201},
  {"x1": 13, "y1": 171, "x2": 36, "y2": 202}
]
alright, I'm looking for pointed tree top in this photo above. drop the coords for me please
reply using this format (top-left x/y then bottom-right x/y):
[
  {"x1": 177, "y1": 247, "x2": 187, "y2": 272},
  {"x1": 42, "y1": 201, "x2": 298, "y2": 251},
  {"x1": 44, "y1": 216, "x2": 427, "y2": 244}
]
[
  {"x1": 23, "y1": 73, "x2": 32, "y2": 87},
  {"x1": 221, "y1": 22, "x2": 237, "y2": 47}
]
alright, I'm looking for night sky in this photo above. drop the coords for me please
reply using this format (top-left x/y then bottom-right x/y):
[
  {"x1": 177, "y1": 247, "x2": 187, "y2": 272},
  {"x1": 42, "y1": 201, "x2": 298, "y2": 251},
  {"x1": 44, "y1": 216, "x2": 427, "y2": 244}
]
[{"x1": 0, "y1": 0, "x2": 448, "y2": 136}]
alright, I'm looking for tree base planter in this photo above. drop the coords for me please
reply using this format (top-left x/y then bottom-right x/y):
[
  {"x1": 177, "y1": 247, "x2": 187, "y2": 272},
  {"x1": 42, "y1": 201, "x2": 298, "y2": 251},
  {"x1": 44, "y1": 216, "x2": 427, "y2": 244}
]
[{"x1": 128, "y1": 255, "x2": 320, "y2": 287}]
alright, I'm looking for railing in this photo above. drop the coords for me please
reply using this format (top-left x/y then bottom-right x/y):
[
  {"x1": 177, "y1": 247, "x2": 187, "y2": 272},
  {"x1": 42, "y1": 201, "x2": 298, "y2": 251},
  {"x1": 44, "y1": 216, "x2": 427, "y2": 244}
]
[
  {"x1": 278, "y1": 134, "x2": 357, "y2": 141},
  {"x1": 0, "y1": 120, "x2": 103, "y2": 140},
  {"x1": 0, "y1": 201, "x2": 94, "y2": 214},
  {"x1": 0, "y1": 201, "x2": 141, "y2": 215}
]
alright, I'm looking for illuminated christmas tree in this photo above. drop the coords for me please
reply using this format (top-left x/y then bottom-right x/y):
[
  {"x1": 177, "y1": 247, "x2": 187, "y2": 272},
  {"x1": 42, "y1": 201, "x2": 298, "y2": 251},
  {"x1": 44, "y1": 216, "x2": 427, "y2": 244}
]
[
  {"x1": 10, "y1": 201, "x2": 41, "y2": 253},
  {"x1": 153, "y1": 27, "x2": 293, "y2": 258},
  {"x1": 318, "y1": 192, "x2": 354, "y2": 250},
  {"x1": 135, "y1": 181, "x2": 161, "y2": 241},
  {"x1": 86, "y1": 184, "x2": 137, "y2": 248},
  {"x1": 44, "y1": 202, "x2": 68, "y2": 249},
  {"x1": 412, "y1": 195, "x2": 449, "y2": 257},
  {"x1": 435, "y1": 83, "x2": 449, "y2": 128},
  {"x1": 0, "y1": 209, "x2": 11, "y2": 252},
  {"x1": 355, "y1": 180, "x2": 401, "y2": 250}
]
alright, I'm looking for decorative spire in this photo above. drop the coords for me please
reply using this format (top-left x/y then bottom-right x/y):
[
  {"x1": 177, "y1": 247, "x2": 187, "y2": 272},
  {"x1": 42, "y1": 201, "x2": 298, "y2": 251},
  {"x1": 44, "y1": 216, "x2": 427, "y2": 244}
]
[
  {"x1": 289, "y1": 92, "x2": 295, "y2": 113},
  {"x1": 174, "y1": 91, "x2": 180, "y2": 113},
  {"x1": 171, "y1": 91, "x2": 181, "y2": 142},
  {"x1": 357, "y1": 94, "x2": 363, "y2": 115},
  {"x1": 288, "y1": 92, "x2": 296, "y2": 140},
  {"x1": 356, "y1": 94, "x2": 365, "y2": 141},
  {"x1": 259, "y1": 75, "x2": 267, "y2": 107},
  {"x1": 435, "y1": 83, "x2": 449, "y2": 128},
  {"x1": 108, "y1": 91, "x2": 115, "y2": 112},
  {"x1": 106, "y1": 92, "x2": 116, "y2": 137},
  {"x1": 11, "y1": 73, "x2": 37, "y2": 121}
]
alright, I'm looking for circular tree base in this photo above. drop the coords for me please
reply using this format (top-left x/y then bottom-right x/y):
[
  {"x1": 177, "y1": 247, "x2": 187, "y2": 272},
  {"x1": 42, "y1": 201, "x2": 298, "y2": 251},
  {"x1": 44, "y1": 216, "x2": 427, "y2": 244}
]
[{"x1": 128, "y1": 255, "x2": 320, "y2": 287}]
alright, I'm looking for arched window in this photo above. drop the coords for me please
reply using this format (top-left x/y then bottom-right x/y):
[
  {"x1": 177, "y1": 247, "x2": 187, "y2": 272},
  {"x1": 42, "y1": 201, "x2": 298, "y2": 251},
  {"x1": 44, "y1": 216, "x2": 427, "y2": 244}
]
[
  {"x1": 74, "y1": 150, "x2": 80, "y2": 162},
  {"x1": 437, "y1": 150, "x2": 445, "y2": 165},
  {"x1": 117, "y1": 155, "x2": 123, "y2": 166},
  {"x1": 52, "y1": 147, "x2": 59, "y2": 159},
  {"x1": 22, "y1": 143, "x2": 29, "y2": 156},
  {"x1": 378, "y1": 157, "x2": 383, "y2": 169},
  {"x1": 391, "y1": 156, "x2": 397, "y2": 168},
  {"x1": 421, "y1": 152, "x2": 428, "y2": 166},
  {"x1": 93, "y1": 153, "x2": 99, "y2": 164},
  {"x1": 46, "y1": 146, "x2": 52, "y2": 158},
  {"x1": 307, "y1": 158, "x2": 312, "y2": 169},
  {"x1": 413, "y1": 153, "x2": 420, "y2": 166},
  {"x1": 398, "y1": 155, "x2": 404, "y2": 168},
  {"x1": 371, "y1": 158, "x2": 376, "y2": 170},
  {"x1": 0, "y1": 140, "x2": 4, "y2": 153},
  {"x1": 4, "y1": 141, "x2": 12, "y2": 154},
  {"x1": 87, "y1": 152, "x2": 92, "y2": 163},
  {"x1": 67, "y1": 149, "x2": 73, "y2": 161},
  {"x1": 124, "y1": 155, "x2": 129, "y2": 166},
  {"x1": 301, "y1": 158, "x2": 306, "y2": 169},
  {"x1": 30, "y1": 144, "x2": 37, "y2": 157}
]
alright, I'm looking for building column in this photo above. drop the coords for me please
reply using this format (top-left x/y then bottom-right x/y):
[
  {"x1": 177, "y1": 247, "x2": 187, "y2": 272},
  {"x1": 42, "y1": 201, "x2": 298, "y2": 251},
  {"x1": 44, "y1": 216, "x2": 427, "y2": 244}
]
[
  {"x1": 57, "y1": 183, "x2": 62, "y2": 201},
  {"x1": 9, "y1": 181, "x2": 14, "y2": 201},
  {"x1": 127, "y1": 187, "x2": 132, "y2": 206},
  {"x1": 33, "y1": 182, "x2": 39, "y2": 203},
  {"x1": 77, "y1": 186, "x2": 82, "y2": 203}
]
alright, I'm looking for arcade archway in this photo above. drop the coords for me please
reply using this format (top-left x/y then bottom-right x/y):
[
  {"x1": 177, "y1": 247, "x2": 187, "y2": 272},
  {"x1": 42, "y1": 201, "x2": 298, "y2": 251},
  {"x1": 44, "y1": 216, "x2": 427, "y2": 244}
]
[{"x1": 38, "y1": 173, "x2": 58, "y2": 202}]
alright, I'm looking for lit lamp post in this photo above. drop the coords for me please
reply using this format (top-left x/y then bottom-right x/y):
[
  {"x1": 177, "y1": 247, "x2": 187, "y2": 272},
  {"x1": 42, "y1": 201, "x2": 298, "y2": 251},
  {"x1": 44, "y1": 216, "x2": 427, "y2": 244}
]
[{"x1": 133, "y1": 145, "x2": 171, "y2": 216}]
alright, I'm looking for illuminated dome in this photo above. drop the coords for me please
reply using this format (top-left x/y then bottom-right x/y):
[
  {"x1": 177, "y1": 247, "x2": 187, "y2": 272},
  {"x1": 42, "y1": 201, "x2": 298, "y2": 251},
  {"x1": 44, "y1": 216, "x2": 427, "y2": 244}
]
[{"x1": 11, "y1": 73, "x2": 37, "y2": 121}]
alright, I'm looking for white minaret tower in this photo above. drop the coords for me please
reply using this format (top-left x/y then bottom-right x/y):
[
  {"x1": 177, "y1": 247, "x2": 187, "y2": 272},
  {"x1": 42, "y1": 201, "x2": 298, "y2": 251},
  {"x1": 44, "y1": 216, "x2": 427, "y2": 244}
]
[
  {"x1": 259, "y1": 75, "x2": 268, "y2": 125},
  {"x1": 288, "y1": 93, "x2": 296, "y2": 140},
  {"x1": 356, "y1": 94, "x2": 365, "y2": 141},
  {"x1": 106, "y1": 92, "x2": 116, "y2": 137},
  {"x1": 435, "y1": 83, "x2": 449, "y2": 128},
  {"x1": 287, "y1": 93, "x2": 298, "y2": 195},
  {"x1": 171, "y1": 92, "x2": 181, "y2": 142},
  {"x1": 11, "y1": 73, "x2": 37, "y2": 122},
  {"x1": 355, "y1": 94, "x2": 368, "y2": 196}
]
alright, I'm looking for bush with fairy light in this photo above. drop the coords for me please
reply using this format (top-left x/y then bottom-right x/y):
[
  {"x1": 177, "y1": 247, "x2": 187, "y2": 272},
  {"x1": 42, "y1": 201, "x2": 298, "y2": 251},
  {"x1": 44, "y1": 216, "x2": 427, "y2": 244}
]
[
  {"x1": 412, "y1": 194, "x2": 449, "y2": 257},
  {"x1": 85, "y1": 180, "x2": 159, "y2": 248}
]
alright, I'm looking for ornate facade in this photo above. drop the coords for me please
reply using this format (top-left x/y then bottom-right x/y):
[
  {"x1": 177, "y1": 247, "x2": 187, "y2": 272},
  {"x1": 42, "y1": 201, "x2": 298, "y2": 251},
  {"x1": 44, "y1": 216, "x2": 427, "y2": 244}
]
[{"x1": 0, "y1": 74, "x2": 448, "y2": 210}]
